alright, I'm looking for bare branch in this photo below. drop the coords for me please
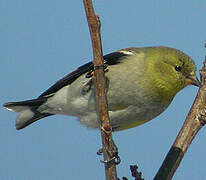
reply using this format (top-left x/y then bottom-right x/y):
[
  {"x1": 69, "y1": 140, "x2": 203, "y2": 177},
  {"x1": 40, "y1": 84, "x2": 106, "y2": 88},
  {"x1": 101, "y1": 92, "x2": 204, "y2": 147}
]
[
  {"x1": 83, "y1": 0, "x2": 118, "y2": 179},
  {"x1": 154, "y1": 52, "x2": 206, "y2": 180}
]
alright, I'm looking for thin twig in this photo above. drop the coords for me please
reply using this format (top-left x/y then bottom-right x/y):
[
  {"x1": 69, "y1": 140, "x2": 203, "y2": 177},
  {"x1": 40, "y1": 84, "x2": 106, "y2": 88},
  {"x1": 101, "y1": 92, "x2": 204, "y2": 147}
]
[
  {"x1": 120, "y1": 165, "x2": 144, "y2": 180},
  {"x1": 83, "y1": 1, "x2": 118, "y2": 179},
  {"x1": 154, "y1": 53, "x2": 206, "y2": 180}
]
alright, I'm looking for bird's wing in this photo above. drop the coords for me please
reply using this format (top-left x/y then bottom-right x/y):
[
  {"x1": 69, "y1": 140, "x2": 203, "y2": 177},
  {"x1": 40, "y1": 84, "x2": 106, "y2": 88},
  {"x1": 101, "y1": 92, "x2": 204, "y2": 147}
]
[
  {"x1": 39, "y1": 50, "x2": 133, "y2": 98},
  {"x1": 39, "y1": 62, "x2": 93, "y2": 97}
]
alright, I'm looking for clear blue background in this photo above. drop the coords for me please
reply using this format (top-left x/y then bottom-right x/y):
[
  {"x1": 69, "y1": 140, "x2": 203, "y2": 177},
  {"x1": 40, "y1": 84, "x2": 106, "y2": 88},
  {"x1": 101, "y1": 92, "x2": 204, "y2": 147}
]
[{"x1": 1, "y1": 1, "x2": 206, "y2": 179}]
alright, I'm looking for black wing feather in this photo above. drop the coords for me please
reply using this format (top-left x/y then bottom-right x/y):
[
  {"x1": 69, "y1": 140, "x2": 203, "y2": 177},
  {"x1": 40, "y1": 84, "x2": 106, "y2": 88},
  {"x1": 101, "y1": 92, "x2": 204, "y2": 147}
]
[
  {"x1": 39, "y1": 62, "x2": 93, "y2": 97},
  {"x1": 39, "y1": 51, "x2": 129, "y2": 97}
]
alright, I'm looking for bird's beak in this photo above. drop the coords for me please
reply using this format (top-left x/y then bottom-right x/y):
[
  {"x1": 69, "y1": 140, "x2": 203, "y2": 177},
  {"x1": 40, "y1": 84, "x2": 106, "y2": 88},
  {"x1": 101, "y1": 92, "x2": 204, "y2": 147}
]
[{"x1": 185, "y1": 75, "x2": 201, "y2": 87}]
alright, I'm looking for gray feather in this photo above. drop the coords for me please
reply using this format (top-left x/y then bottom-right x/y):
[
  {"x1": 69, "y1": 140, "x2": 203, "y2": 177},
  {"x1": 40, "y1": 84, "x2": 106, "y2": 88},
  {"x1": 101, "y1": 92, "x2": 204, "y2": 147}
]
[{"x1": 3, "y1": 97, "x2": 53, "y2": 130}]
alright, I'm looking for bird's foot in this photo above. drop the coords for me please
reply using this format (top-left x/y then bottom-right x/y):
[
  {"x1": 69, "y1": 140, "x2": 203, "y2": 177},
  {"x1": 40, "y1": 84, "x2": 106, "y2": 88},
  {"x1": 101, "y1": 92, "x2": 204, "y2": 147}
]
[
  {"x1": 97, "y1": 139, "x2": 121, "y2": 165},
  {"x1": 85, "y1": 61, "x2": 108, "y2": 78},
  {"x1": 81, "y1": 78, "x2": 93, "y2": 95}
]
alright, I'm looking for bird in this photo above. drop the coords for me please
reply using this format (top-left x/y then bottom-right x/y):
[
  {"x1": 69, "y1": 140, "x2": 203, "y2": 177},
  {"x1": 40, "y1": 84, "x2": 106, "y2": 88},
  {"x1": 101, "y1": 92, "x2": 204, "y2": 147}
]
[{"x1": 3, "y1": 46, "x2": 200, "y2": 131}]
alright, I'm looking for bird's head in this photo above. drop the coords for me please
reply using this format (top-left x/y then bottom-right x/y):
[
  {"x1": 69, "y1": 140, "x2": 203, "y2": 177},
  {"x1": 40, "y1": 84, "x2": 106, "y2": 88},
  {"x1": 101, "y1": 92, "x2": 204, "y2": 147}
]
[{"x1": 145, "y1": 46, "x2": 200, "y2": 102}]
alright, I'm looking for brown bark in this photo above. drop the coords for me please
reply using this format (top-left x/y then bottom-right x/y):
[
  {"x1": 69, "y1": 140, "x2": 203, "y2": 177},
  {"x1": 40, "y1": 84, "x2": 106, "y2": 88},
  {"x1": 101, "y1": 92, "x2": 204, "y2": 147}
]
[
  {"x1": 83, "y1": 1, "x2": 118, "y2": 179},
  {"x1": 154, "y1": 56, "x2": 206, "y2": 180}
]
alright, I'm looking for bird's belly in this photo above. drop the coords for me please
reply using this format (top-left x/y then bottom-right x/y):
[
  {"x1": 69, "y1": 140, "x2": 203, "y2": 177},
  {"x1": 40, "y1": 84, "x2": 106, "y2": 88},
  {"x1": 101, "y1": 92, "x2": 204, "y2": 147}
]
[
  {"x1": 77, "y1": 101, "x2": 169, "y2": 131},
  {"x1": 44, "y1": 68, "x2": 171, "y2": 131},
  {"x1": 72, "y1": 80, "x2": 170, "y2": 131}
]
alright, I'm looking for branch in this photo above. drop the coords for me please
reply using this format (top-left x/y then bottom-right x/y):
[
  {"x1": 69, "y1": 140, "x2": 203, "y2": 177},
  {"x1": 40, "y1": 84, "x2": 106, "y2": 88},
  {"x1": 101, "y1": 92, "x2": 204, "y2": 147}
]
[
  {"x1": 154, "y1": 52, "x2": 206, "y2": 180},
  {"x1": 83, "y1": 1, "x2": 118, "y2": 179}
]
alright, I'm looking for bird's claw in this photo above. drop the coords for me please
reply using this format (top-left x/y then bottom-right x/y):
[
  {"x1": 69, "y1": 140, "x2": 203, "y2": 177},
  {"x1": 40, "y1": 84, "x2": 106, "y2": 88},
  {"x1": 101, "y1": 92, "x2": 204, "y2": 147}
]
[
  {"x1": 81, "y1": 78, "x2": 93, "y2": 95},
  {"x1": 82, "y1": 62, "x2": 109, "y2": 95},
  {"x1": 85, "y1": 62, "x2": 108, "y2": 78},
  {"x1": 99, "y1": 152, "x2": 121, "y2": 165},
  {"x1": 97, "y1": 148, "x2": 103, "y2": 155},
  {"x1": 97, "y1": 148, "x2": 121, "y2": 165}
]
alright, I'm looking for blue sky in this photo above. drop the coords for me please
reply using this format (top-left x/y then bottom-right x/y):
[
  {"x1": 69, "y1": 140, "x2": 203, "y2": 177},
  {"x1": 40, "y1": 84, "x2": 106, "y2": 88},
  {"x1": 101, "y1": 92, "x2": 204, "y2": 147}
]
[{"x1": 1, "y1": 1, "x2": 206, "y2": 179}]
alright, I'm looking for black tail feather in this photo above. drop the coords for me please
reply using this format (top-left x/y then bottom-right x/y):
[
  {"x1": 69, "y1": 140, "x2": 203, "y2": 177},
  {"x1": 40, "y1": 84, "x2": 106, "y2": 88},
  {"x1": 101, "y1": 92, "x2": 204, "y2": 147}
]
[
  {"x1": 3, "y1": 96, "x2": 50, "y2": 110},
  {"x1": 3, "y1": 96, "x2": 53, "y2": 130}
]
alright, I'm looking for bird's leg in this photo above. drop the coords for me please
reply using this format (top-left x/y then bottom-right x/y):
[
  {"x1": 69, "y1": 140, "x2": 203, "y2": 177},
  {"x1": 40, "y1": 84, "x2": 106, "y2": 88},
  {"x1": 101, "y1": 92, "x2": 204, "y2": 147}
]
[
  {"x1": 82, "y1": 63, "x2": 109, "y2": 95},
  {"x1": 85, "y1": 61, "x2": 108, "y2": 78},
  {"x1": 81, "y1": 78, "x2": 94, "y2": 95},
  {"x1": 85, "y1": 70, "x2": 95, "y2": 78},
  {"x1": 86, "y1": 61, "x2": 119, "y2": 163},
  {"x1": 97, "y1": 135, "x2": 121, "y2": 165}
]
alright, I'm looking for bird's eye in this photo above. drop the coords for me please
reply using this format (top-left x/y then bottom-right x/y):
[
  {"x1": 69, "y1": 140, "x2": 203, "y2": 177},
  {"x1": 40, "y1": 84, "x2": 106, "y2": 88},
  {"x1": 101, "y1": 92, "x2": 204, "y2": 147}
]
[{"x1": 175, "y1": 65, "x2": 182, "y2": 72}]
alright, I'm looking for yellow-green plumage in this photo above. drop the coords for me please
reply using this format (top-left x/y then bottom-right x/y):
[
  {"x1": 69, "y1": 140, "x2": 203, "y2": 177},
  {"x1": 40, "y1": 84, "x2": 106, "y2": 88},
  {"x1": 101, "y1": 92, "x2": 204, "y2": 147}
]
[
  {"x1": 144, "y1": 47, "x2": 196, "y2": 103},
  {"x1": 3, "y1": 46, "x2": 200, "y2": 131}
]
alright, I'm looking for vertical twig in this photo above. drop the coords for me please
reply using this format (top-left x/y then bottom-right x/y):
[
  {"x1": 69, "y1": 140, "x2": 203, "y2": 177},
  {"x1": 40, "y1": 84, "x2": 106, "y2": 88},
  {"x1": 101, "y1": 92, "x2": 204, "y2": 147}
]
[
  {"x1": 154, "y1": 53, "x2": 206, "y2": 180},
  {"x1": 83, "y1": 1, "x2": 118, "y2": 179}
]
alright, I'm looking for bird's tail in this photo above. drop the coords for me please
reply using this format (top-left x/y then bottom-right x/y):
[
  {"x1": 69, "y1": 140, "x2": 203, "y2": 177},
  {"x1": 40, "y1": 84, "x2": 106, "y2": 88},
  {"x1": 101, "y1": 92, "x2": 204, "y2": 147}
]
[{"x1": 3, "y1": 97, "x2": 53, "y2": 130}]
